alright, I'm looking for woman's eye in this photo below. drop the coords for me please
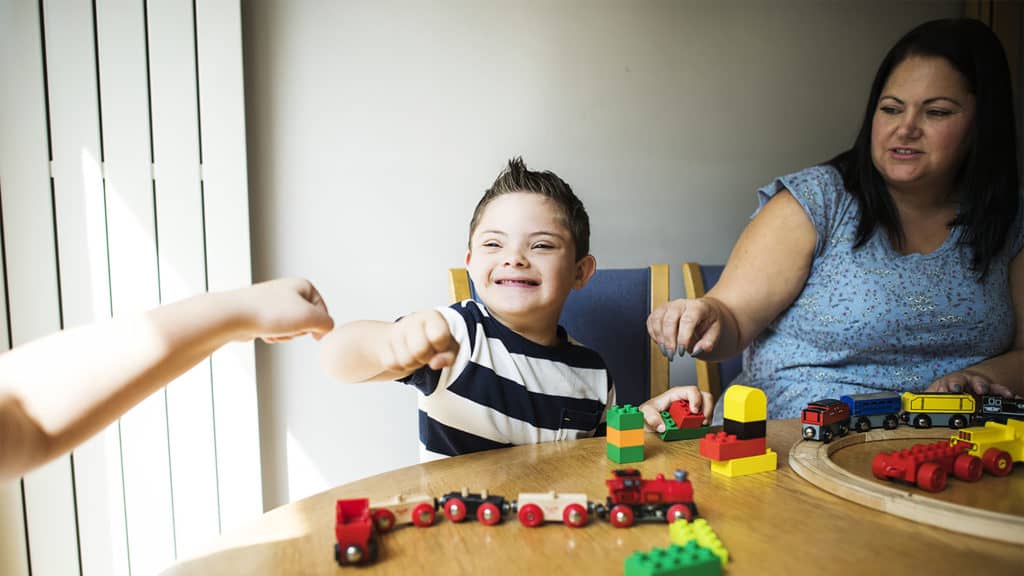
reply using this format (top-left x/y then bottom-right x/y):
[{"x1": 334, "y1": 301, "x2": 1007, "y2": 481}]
[
  {"x1": 927, "y1": 109, "x2": 951, "y2": 117},
  {"x1": 879, "y1": 106, "x2": 901, "y2": 115}
]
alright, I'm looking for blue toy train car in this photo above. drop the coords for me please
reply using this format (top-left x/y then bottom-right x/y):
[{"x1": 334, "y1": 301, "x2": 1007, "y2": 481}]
[{"x1": 841, "y1": 392, "x2": 901, "y2": 432}]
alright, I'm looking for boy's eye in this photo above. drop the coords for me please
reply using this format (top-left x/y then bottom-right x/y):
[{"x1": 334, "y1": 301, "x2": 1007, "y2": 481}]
[
  {"x1": 481, "y1": 241, "x2": 501, "y2": 248},
  {"x1": 532, "y1": 242, "x2": 555, "y2": 250}
]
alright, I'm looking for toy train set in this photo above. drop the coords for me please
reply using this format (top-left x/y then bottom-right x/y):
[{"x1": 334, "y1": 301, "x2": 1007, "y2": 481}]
[
  {"x1": 334, "y1": 468, "x2": 698, "y2": 566},
  {"x1": 800, "y1": 391, "x2": 1024, "y2": 443}
]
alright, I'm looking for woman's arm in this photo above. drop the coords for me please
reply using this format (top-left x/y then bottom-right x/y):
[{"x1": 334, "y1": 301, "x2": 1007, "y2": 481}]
[
  {"x1": 928, "y1": 249, "x2": 1024, "y2": 397},
  {"x1": 649, "y1": 190, "x2": 817, "y2": 361},
  {"x1": 0, "y1": 277, "x2": 333, "y2": 480}
]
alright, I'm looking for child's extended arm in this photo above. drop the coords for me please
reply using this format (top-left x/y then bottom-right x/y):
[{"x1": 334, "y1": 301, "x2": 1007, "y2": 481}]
[
  {"x1": 320, "y1": 309, "x2": 459, "y2": 383},
  {"x1": 0, "y1": 277, "x2": 333, "y2": 480}
]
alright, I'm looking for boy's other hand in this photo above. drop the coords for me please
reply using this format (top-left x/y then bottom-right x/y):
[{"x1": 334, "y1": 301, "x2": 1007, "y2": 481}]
[
  {"x1": 647, "y1": 298, "x2": 722, "y2": 360},
  {"x1": 638, "y1": 386, "x2": 714, "y2": 433},
  {"x1": 385, "y1": 310, "x2": 459, "y2": 373}
]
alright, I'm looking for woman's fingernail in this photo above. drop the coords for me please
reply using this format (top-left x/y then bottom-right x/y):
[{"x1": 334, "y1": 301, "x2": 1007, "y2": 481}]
[
  {"x1": 951, "y1": 383, "x2": 962, "y2": 393},
  {"x1": 677, "y1": 346, "x2": 685, "y2": 358},
  {"x1": 659, "y1": 344, "x2": 668, "y2": 358},
  {"x1": 691, "y1": 346, "x2": 704, "y2": 358}
]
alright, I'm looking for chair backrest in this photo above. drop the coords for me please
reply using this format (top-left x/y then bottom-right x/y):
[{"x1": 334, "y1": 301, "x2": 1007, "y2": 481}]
[
  {"x1": 448, "y1": 266, "x2": 670, "y2": 406},
  {"x1": 682, "y1": 262, "x2": 743, "y2": 400}
]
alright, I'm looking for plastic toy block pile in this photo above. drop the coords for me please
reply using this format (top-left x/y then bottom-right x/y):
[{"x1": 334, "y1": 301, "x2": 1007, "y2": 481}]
[
  {"x1": 608, "y1": 404, "x2": 645, "y2": 463},
  {"x1": 624, "y1": 519, "x2": 729, "y2": 576},
  {"x1": 659, "y1": 399, "x2": 711, "y2": 441}
]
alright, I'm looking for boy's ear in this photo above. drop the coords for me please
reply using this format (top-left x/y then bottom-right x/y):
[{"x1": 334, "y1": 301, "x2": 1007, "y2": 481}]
[
  {"x1": 464, "y1": 249, "x2": 472, "y2": 266},
  {"x1": 574, "y1": 254, "x2": 597, "y2": 289}
]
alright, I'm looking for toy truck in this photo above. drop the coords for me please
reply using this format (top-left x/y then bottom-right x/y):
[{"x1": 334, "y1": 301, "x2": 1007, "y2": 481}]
[
  {"x1": 369, "y1": 493, "x2": 437, "y2": 532},
  {"x1": 602, "y1": 469, "x2": 697, "y2": 527},
  {"x1": 900, "y1": 392, "x2": 975, "y2": 429},
  {"x1": 334, "y1": 498, "x2": 380, "y2": 566},
  {"x1": 840, "y1": 392, "x2": 901, "y2": 432},
  {"x1": 801, "y1": 399, "x2": 851, "y2": 443},
  {"x1": 871, "y1": 440, "x2": 983, "y2": 492},
  {"x1": 514, "y1": 492, "x2": 591, "y2": 527},
  {"x1": 948, "y1": 419, "x2": 1023, "y2": 477}
]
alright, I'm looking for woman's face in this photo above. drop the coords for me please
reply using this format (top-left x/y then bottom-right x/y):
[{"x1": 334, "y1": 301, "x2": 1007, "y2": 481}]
[{"x1": 870, "y1": 55, "x2": 976, "y2": 198}]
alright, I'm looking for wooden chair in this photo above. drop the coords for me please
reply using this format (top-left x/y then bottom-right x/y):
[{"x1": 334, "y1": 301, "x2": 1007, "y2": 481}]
[
  {"x1": 448, "y1": 265, "x2": 670, "y2": 406},
  {"x1": 682, "y1": 262, "x2": 744, "y2": 401}
]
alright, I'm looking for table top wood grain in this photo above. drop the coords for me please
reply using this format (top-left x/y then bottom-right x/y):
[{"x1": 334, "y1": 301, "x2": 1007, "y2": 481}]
[{"x1": 164, "y1": 419, "x2": 1024, "y2": 575}]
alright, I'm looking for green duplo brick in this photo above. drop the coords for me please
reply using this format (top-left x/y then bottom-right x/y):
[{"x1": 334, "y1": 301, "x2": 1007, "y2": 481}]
[
  {"x1": 607, "y1": 443, "x2": 644, "y2": 464},
  {"x1": 623, "y1": 542, "x2": 722, "y2": 576},
  {"x1": 659, "y1": 412, "x2": 712, "y2": 441},
  {"x1": 608, "y1": 404, "x2": 644, "y2": 430}
]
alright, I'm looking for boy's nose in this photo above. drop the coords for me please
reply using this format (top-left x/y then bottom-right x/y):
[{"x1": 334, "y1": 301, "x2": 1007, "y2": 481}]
[{"x1": 503, "y1": 250, "x2": 528, "y2": 267}]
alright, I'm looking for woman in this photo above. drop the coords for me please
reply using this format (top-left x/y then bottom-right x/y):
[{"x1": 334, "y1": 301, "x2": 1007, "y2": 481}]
[{"x1": 641, "y1": 18, "x2": 1022, "y2": 428}]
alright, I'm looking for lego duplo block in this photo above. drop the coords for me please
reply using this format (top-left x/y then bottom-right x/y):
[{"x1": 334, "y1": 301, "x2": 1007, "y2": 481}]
[
  {"x1": 660, "y1": 412, "x2": 710, "y2": 441},
  {"x1": 608, "y1": 404, "x2": 644, "y2": 430},
  {"x1": 722, "y1": 418, "x2": 766, "y2": 440},
  {"x1": 669, "y1": 400, "x2": 706, "y2": 429},
  {"x1": 699, "y1": 432, "x2": 767, "y2": 461},
  {"x1": 607, "y1": 427, "x2": 645, "y2": 447},
  {"x1": 624, "y1": 542, "x2": 721, "y2": 576},
  {"x1": 710, "y1": 449, "x2": 777, "y2": 477},
  {"x1": 722, "y1": 385, "x2": 768, "y2": 423},
  {"x1": 607, "y1": 443, "x2": 644, "y2": 464},
  {"x1": 669, "y1": 518, "x2": 729, "y2": 566}
]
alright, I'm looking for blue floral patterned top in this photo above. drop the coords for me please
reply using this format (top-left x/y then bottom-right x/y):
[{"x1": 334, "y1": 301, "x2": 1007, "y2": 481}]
[{"x1": 717, "y1": 165, "x2": 1024, "y2": 421}]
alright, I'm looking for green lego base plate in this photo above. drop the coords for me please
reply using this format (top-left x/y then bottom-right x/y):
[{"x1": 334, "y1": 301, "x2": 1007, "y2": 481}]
[{"x1": 659, "y1": 412, "x2": 710, "y2": 441}]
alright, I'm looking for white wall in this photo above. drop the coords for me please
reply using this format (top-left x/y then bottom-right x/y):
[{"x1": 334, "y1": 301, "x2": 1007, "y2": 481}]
[{"x1": 242, "y1": 0, "x2": 962, "y2": 509}]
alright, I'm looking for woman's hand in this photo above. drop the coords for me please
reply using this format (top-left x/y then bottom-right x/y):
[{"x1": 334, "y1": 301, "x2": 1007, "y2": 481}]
[
  {"x1": 646, "y1": 297, "x2": 725, "y2": 360},
  {"x1": 926, "y1": 369, "x2": 1015, "y2": 397}
]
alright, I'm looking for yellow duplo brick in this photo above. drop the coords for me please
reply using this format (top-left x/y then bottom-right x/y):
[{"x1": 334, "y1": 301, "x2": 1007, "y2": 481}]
[
  {"x1": 709, "y1": 449, "x2": 777, "y2": 477},
  {"x1": 607, "y1": 427, "x2": 644, "y2": 447},
  {"x1": 722, "y1": 385, "x2": 768, "y2": 423},
  {"x1": 669, "y1": 518, "x2": 729, "y2": 565}
]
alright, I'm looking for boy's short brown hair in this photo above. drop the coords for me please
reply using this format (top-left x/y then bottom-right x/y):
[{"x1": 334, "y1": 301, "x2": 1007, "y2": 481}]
[{"x1": 468, "y1": 157, "x2": 590, "y2": 261}]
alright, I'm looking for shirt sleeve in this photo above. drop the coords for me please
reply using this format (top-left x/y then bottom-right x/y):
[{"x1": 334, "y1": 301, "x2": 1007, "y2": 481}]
[{"x1": 753, "y1": 164, "x2": 849, "y2": 258}]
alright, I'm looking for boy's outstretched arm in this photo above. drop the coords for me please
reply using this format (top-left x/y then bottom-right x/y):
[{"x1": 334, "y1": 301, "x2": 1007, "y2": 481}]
[
  {"x1": 320, "y1": 309, "x2": 459, "y2": 384},
  {"x1": 0, "y1": 277, "x2": 333, "y2": 481}
]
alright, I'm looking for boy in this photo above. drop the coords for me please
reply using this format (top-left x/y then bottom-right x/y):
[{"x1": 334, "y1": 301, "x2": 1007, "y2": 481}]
[{"x1": 321, "y1": 157, "x2": 615, "y2": 460}]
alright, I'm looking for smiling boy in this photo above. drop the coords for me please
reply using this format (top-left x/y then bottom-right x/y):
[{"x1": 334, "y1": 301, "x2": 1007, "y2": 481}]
[{"x1": 321, "y1": 157, "x2": 614, "y2": 460}]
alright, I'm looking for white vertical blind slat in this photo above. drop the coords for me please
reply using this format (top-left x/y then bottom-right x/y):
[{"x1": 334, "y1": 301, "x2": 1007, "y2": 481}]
[
  {"x1": 95, "y1": 0, "x2": 175, "y2": 573},
  {"x1": 196, "y1": 0, "x2": 263, "y2": 531},
  {"x1": 42, "y1": 0, "x2": 128, "y2": 574},
  {"x1": 0, "y1": 1, "x2": 80, "y2": 575},
  {"x1": 147, "y1": 0, "x2": 221, "y2": 559}
]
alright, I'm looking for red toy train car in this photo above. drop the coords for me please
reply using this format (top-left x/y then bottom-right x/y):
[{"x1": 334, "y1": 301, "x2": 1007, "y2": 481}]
[
  {"x1": 335, "y1": 498, "x2": 380, "y2": 566},
  {"x1": 801, "y1": 399, "x2": 851, "y2": 443},
  {"x1": 601, "y1": 469, "x2": 697, "y2": 528}
]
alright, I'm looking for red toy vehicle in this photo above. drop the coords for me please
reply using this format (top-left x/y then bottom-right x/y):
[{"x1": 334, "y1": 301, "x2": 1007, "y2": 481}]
[
  {"x1": 601, "y1": 469, "x2": 697, "y2": 528},
  {"x1": 801, "y1": 399, "x2": 851, "y2": 443},
  {"x1": 334, "y1": 498, "x2": 380, "y2": 566},
  {"x1": 871, "y1": 440, "x2": 983, "y2": 492}
]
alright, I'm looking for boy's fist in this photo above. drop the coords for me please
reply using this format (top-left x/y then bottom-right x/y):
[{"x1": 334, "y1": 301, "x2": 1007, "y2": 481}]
[{"x1": 385, "y1": 310, "x2": 459, "y2": 373}]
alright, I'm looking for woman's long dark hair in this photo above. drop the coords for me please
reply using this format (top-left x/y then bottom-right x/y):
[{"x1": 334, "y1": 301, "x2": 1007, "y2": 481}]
[{"x1": 828, "y1": 18, "x2": 1019, "y2": 277}]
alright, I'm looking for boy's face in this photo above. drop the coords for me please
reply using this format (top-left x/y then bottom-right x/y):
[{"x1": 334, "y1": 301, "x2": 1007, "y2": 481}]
[{"x1": 466, "y1": 192, "x2": 595, "y2": 340}]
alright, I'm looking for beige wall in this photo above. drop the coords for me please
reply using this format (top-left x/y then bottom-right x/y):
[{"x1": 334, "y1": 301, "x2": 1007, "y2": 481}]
[{"x1": 242, "y1": 0, "x2": 962, "y2": 509}]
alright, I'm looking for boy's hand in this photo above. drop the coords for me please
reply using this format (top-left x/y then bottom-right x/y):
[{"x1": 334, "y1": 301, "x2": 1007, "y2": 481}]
[
  {"x1": 384, "y1": 310, "x2": 459, "y2": 373},
  {"x1": 638, "y1": 386, "x2": 714, "y2": 433},
  {"x1": 235, "y1": 277, "x2": 335, "y2": 343},
  {"x1": 647, "y1": 297, "x2": 723, "y2": 360},
  {"x1": 927, "y1": 370, "x2": 1015, "y2": 398}
]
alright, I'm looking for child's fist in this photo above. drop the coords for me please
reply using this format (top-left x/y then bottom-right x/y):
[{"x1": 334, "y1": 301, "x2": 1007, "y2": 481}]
[
  {"x1": 385, "y1": 310, "x2": 459, "y2": 373},
  {"x1": 638, "y1": 386, "x2": 714, "y2": 433}
]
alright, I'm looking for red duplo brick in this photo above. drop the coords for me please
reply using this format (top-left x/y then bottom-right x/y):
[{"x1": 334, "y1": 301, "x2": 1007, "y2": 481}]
[
  {"x1": 669, "y1": 400, "x2": 706, "y2": 429},
  {"x1": 699, "y1": 432, "x2": 767, "y2": 461}
]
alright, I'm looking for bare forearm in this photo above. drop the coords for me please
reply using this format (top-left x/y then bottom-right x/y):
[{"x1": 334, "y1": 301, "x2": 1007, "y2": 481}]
[{"x1": 320, "y1": 320, "x2": 408, "y2": 383}]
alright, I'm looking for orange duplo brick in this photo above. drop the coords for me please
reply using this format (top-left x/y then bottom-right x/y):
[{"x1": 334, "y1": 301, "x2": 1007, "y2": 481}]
[{"x1": 608, "y1": 427, "x2": 645, "y2": 448}]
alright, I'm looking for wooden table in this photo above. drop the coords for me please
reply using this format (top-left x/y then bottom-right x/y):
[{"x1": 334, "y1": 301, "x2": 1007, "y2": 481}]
[{"x1": 164, "y1": 419, "x2": 1024, "y2": 575}]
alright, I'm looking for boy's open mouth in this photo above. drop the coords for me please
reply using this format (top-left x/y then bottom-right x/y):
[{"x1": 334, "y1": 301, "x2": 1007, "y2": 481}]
[{"x1": 495, "y1": 278, "x2": 540, "y2": 287}]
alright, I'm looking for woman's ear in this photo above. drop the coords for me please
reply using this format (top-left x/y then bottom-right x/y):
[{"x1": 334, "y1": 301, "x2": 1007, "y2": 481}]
[{"x1": 574, "y1": 254, "x2": 597, "y2": 289}]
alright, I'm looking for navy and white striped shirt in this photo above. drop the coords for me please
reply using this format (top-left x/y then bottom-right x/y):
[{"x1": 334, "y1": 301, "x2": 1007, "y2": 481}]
[{"x1": 400, "y1": 300, "x2": 614, "y2": 461}]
